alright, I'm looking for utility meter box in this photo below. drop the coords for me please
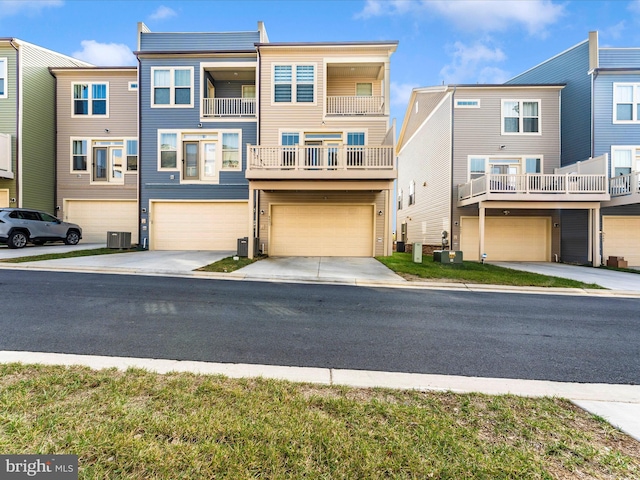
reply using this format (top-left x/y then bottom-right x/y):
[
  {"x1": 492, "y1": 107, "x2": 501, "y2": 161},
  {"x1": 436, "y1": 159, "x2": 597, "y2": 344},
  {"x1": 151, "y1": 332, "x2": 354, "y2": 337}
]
[
  {"x1": 439, "y1": 250, "x2": 463, "y2": 264},
  {"x1": 412, "y1": 243, "x2": 423, "y2": 263}
]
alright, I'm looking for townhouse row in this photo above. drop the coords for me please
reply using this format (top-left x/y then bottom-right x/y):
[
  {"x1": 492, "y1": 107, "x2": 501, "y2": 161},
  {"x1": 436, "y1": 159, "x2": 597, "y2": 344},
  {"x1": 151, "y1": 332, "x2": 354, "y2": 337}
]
[
  {"x1": 0, "y1": 23, "x2": 397, "y2": 258},
  {"x1": 397, "y1": 31, "x2": 640, "y2": 267}
]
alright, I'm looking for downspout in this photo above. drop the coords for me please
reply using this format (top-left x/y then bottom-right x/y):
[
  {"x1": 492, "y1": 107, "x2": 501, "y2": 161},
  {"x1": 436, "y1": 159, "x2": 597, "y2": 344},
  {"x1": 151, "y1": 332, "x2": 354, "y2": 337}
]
[
  {"x1": 49, "y1": 68, "x2": 59, "y2": 215},
  {"x1": 255, "y1": 45, "x2": 262, "y2": 252},
  {"x1": 450, "y1": 86, "x2": 456, "y2": 250},
  {"x1": 137, "y1": 54, "x2": 145, "y2": 249},
  {"x1": 10, "y1": 40, "x2": 19, "y2": 207}
]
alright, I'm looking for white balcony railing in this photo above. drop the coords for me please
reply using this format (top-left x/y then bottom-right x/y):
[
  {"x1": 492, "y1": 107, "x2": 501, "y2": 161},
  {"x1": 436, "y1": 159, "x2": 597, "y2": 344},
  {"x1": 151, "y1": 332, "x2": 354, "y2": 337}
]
[
  {"x1": 202, "y1": 97, "x2": 256, "y2": 117},
  {"x1": 458, "y1": 173, "x2": 608, "y2": 201},
  {"x1": 610, "y1": 172, "x2": 640, "y2": 197},
  {"x1": 247, "y1": 145, "x2": 395, "y2": 171},
  {"x1": 326, "y1": 96, "x2": 384, "y2": 115}
]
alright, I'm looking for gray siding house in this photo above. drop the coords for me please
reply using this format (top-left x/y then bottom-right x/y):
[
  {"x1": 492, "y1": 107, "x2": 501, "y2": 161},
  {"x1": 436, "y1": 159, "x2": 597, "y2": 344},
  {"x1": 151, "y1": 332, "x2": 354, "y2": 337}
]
[
  {"x1": 135, "y1": 22, "x2": 267, "y2": 250},
  {"x1": 396, "y1": 84, "x2": 608, "y2": 263},
  {"x1": 0, "y1": 38, "x2": 89, "y2": 213},
  {"x1": 509, "y1": 31, "x2": 640, "y2": 266},
  {"x1": 50, "y1": 67, "x2": 139, "y2": 244}
]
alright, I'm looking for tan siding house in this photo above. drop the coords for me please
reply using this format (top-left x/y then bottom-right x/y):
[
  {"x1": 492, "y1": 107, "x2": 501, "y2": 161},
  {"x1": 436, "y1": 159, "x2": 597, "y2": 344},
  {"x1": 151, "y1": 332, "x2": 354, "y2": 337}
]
[
  {"x1": 397, "y1": 84, "x2": 609, "y2": 263},
  {"x1": 50, "y1": 67, "x2": 138, "y2": 244},
  {"x1": 247, "y1": 41, "x2": 398, "y2": 257}
]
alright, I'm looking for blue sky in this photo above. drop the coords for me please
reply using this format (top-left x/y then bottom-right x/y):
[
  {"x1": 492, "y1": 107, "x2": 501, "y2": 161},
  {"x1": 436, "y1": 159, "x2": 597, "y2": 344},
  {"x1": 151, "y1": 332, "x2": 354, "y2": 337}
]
[{"x1": 1, "y1": 0, "x2": 640, "y2": 123}]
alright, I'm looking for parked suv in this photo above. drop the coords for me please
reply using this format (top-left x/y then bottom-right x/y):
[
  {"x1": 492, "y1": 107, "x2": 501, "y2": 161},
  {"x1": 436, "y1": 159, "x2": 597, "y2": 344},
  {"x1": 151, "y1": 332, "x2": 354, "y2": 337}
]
[{"x1": 0, "y1": 208, "x2": 82, "y2": 249}]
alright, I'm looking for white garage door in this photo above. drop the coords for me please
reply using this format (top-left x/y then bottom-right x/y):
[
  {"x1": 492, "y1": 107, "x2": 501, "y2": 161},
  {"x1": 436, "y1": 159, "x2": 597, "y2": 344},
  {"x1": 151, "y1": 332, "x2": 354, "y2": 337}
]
[
  {"x1": 270, "y1": 204, "x2": 374, "y2": 257},
  {"x1": 603, "y1": 216, "x2": 640, "y2": 266},
  {"x1": 65, "y1": 200, "x2": 138, "y2": 244},
  {"x1": 151, "y1": 201, "x2": 248, "y2": 251},
  {"x1": 461, "y1": 216, "x2": 551, "y2": 261}
]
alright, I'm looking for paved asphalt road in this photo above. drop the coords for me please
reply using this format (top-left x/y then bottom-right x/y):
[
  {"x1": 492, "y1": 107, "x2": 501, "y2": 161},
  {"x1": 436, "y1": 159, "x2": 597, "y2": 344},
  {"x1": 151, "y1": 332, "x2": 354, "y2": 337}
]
[{"x1": 2, "y1": 270, "x2": 639, "y2": 385}]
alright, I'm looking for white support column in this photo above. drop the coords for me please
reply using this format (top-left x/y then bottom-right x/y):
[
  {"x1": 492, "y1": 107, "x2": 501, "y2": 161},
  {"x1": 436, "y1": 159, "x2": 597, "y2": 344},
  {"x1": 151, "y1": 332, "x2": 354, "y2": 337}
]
[
  {"x1": 593, "y1": 206, "x2": 601, "y2": 267},
  {"x1": 587, "y1": 208, "x2": 593, "y2": 265},
  {"x1": 479, "y1": 204, "x2": 486, "y2": 261},
  {"x1": 384, "y1": 61, "x2": 391, "y2": 116},
  {"x1": 248, "y1": 187, "x2": 255, "y2": 259},
  {"x1": 385, "y1": 184, "x2": 393, "y2": 256}
]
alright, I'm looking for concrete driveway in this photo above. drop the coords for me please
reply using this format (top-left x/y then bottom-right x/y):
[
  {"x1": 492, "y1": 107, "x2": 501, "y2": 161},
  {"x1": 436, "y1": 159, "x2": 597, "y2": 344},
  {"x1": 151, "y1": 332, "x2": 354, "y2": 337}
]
[{"x1": 493, "y1": 262, "x2": 640, "y2": 292}]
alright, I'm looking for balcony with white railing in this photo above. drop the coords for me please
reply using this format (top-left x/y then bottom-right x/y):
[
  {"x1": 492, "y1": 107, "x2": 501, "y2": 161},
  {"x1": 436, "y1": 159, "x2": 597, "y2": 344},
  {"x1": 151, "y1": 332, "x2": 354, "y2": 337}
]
[
  {"x1": 605, "y1": 171, "x2": 640, "y2": 207},
  {"x1": 202, "y1": 97, "x2": 256, "y2": 118},
  {"x1": 246, "y1": 144, "x2": 396, "y2": 180},
  {"x1": 326, "y1": 96, "x2": 385, "y2": 116},
  {"x1": 458, "y1": 173, "x2": 610, "y2": 206}
]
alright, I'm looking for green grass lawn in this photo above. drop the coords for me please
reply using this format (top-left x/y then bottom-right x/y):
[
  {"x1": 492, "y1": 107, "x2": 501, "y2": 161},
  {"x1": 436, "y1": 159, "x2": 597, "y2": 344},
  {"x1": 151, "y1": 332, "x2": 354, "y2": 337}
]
[
  {"x1": 377, "y1": 253, "x2": 603, "y2": 289},
  {"x1": 197, "y1": 255, "x2": 263, "y2": 273},
  {"x1": 1, "y1": 364, "x2": 638, "y2": 479},
  {"x1": 0, "y1": 248, "x2": 138, "y2": 263}
]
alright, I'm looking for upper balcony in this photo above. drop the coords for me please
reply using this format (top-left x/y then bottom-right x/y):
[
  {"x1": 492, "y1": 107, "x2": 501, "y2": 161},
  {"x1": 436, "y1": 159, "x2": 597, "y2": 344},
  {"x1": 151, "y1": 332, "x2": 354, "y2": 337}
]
[
  {"x1": 201, "y1": 65, "x2": 256, "y2": 119},
  {"x1": 325, "y1": 62, "x2": 389, "y2": 118},
  {"x1": 605, "y1": 171, "x2": 640, "y2": 207},
  {"x1": 458, "y1": 154, "x2": 611, "y2": 206},
  {"x1": 245, "y1": 144, "x2": 396, "y2": 180}
]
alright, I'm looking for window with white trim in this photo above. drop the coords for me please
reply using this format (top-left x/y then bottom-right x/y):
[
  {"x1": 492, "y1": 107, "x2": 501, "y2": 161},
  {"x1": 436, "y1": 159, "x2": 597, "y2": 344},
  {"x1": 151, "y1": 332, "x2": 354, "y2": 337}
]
[
  {"x1": 222, "y1": 133, "x2": 240, "y2": 170},
  {"x1": 273, "y1": 64, "x2": 315, "y2": 103},
  {"x1": 356, "y1": 83, "x2": 373, "y2": 96},
  {"x1": 128, "y1": 81, "x2": 138, "y2": 91},
  {"x1": 0, "y1": 58, "x2": 6, "y2": 98},
  {"x1": 468, "y1": 155, "x2": 542, "y2": 180},
  {"x1": 152, "y1": 67, "x2": 193, "y2": 107},
  {"x1": 469, "y1": 157, "x2": 486, "y2": 179},
  {"x1": 611, "y1": 146, "x2": 640, "y2": 176},
  {"x1": 409, "y1": 181, "x2": 415, "y2": 206},
  {"x1": 160, "y1": 133, "x2": 178, "y2": 169},
  {"x1": 613, "y1": 84, "x2": 640, "y2": 122},
  {"x1": 455, "y1": 99, "x2": 480, "y2": 108},
  {"x1": 126, "y1": 140, "x2": 138, "y2": 171},
  {"x1": 502, "y1": 99, "x2": 540, "y2": 134},
  {"x1": 72, "y1": 140, "x2": 87, "y2": 171},
  {"x1": 397, "y1": 189, "x2": 403, "y2": 210},
  {"x1": 73, "y1": 83, "x2": 108, "y2": 116},
  {"x1": 92, "y1": 141, "x2": 124, "y2": 183}
]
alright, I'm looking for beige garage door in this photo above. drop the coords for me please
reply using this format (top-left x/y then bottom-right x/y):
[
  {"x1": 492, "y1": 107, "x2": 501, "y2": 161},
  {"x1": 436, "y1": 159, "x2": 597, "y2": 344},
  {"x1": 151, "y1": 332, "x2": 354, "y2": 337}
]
[
  {"x1": 461, "y1": 216, "x2": 551, "y2": 261},
  {"x1": 603, "y1": 216, "x2": 640, "y2": 266},
  {"x1": 270, "y1": 204, "x2": 374, "y2": 257},
  {"x1": 65, "y1": 200, "x2": 138, "y2": 244},
  {"x1": 151, "y1": 201, "x2": 248, "y2": 251},
  {"x1": 0, "y1": 189, "x2": 8, "y2": 208}
]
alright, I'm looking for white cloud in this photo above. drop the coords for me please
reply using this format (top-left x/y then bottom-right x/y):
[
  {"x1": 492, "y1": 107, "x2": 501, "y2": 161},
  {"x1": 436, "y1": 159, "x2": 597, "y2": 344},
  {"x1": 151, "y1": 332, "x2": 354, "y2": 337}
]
[
  {"x1": 391, "y1": 81, "x2": 419, "y2": 108},
  {"x1": 72, "y1": 40, "x2": 136, "y2": 66},
  {"x1": 0, "y1": 0, "x2": 62, "y2": 17},
  {"x1": 440, "y1": 41, "x2": 507, "y2": 84},
  {"x1": 629, "y1": 0, "x2": 640, "y2": 14},
  {"x1": 601, "y1": 20, "x2": 626, "y2": 41},
  {"x1": 150, "y1": 5, "x2": 177, "y2": 21},
  {"x1": 357, "y1": 0, "x2": 564, "y2": 36}
]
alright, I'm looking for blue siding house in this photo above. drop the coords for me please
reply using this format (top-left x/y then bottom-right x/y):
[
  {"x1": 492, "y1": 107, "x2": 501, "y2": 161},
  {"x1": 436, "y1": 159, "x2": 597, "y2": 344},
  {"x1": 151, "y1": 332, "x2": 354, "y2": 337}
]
[
  {"x1": 135, "y1": 22, "x2": 268, "y2": 250},
  {"x1": 509, "y1": 31, "x2": 640, "y2": 266}
]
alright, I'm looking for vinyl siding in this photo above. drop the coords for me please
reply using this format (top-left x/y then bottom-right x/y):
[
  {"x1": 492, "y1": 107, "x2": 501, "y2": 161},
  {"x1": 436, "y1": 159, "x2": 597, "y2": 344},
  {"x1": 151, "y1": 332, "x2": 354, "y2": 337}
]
[
  {"x1": 397, "y1": 90, "x2": 448, "y2": 152},
  {"x1": 599, "y1": 49, "x2": 640, "y2": 68},
  {"x1": 54, "y1": 69, "x2": 138, "y2": 219},
  {"x1": 257, "y1": 190, "x2": 386, "y2": 256},
  {"x1": 0, "y1": 44, "x2": 17, "y2": 202},
  {"x1": 139, "y1": 31, "x2": 260, "y2": 52},
  {"x1": 397, "y1": 94, "x2": 452, "y2": 246},
  {"x1": 326, "y1": 77, "x2": 382, "y2": 97},
  {"x1": 507, "y1": 41, "x2": 591, "y2": 166}
]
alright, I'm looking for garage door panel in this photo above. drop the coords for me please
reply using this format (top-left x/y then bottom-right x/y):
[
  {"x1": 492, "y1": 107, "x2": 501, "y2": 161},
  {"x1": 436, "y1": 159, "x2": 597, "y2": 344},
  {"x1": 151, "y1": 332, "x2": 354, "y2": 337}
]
[
  {"x1": 152, "y1": 202, "x2": 248, "y2": 251},
  {"x1": 603, "y1": 217, "x2": 640, "y2": 266},
  {"x1": 461, "y1": 217, "x2": 550, "y2": 262},
  {"x1": 271, "y1": 205, "x2": 373, "y2": 257},
  {"x1": 65, "y1": 200, "x2": 138, "y2": 244}
]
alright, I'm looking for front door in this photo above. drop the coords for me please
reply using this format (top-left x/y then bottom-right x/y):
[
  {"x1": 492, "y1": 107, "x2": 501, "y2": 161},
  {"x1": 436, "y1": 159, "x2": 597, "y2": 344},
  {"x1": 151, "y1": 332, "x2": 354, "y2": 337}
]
[{"x1": 183, "y1": 142, "x2": 199, "y2": 180}]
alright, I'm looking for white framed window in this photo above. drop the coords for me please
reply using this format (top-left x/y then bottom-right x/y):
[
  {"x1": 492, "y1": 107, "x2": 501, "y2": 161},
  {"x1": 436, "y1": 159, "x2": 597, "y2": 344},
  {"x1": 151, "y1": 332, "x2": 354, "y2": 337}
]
[
  {"x1": 151, "y1": 67, "x2": 193, "y2": 107},
  {"x1": 397, "y1": 189, "x2": 403, "y2": 211},
  {"x1": 409, "y1": 180, "x2": 415, "y2": 206},
  {"x1": 126, "y1": 139, "x2": 138, "y2": 171},
  {"x1": 242, "y1": 85, "x2": 256, "y2": 98},
  {"x1": 222, "y1": 132, "x2": 240, "y2": 170},
  {"x1": 455, "y1": 99, "x2": 480, "y2": 108},
  {"x1": 501, "y1": 99, "x2": 540, "y2": 134},
  {"x1": 467, "y1": 155, "x2": 542, "y2": 181},
  {"x1": 0, "y1": 58, "x2": 7, "y2": 99},
  {"x1": 128, "y1": 81, "x2": 138, "y2": 91},
  {"x1": 159, "y1": 132, "x2": 178, "y2": 169},
  {"x1": 72, "y1": 82, "x2": 108, "y2": 117},
  {"x1": 613, "y1": 83, "x2": 640, "y2": 123},
  {"x1": 273, "y1": 64, "x2": 315, "y2": 104},
  {"x1": 71, "y1": 139, "x2": 88, "y2": 171},
  {"x1": 356, "y1": 83, "x2": 373, "y2": 96},
  {"x1": 611, "y1": 146, "x2": 640, "y2": 176}
]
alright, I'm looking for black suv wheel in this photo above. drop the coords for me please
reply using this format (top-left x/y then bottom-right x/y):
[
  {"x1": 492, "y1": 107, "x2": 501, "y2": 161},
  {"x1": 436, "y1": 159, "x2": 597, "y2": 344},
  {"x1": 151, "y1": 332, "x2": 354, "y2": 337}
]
[{"x1": 8, "y1": 231, "x2": 28, "y2": 249}]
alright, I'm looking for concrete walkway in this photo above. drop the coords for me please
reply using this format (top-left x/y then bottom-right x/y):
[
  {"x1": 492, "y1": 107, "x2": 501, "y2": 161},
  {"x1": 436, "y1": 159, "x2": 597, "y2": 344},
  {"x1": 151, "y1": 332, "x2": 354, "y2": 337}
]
[{"x1": 1, "y1": 246, "x2": 639, "y2": 442}]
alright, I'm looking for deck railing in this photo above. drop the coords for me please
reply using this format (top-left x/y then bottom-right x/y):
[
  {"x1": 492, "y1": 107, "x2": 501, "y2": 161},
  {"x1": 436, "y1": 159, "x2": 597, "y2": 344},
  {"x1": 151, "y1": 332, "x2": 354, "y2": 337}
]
[
  {"x1": 247, "y1": 145, "x2": 395, "y2": 171},
  {"x1": 458, "y1": 173, "x2": 608, "y2": 200},
  {"x1": 610, "y1": 172, "x2": 640, "y2": 197},
  {"x1": 326, "y1": 96, "x2": 384, "y2": 115},
  {"x1": 202, "y1": 97, "x2": 256, "y2": 117}
]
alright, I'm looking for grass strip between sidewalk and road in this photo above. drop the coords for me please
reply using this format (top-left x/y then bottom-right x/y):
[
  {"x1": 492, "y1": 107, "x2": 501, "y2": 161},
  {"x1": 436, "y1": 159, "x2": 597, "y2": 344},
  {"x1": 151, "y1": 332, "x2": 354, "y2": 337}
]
[
  {"x1": 377, "y1": 253, "x2": 604, "y2": 289},
  {"x1": 0, "y1": 248, "x2": 138, "y2": 263},
  {"x1": 1, "y1": 364, "x2": 638, "y2": 479},
  {"x1": 197, "y1": 255, "x2": 263, "y2": 273}
]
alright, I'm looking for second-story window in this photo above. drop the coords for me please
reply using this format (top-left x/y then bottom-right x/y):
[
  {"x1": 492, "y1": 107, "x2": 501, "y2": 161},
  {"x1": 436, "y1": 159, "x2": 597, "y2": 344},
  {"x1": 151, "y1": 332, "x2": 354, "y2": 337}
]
[
  {"x1": 409, "y1": 181, "x2": 415, "y2": 206},
  {"x1": 273, "y1": 64, "x2": 315, "y2": 104},
  {"x1": 152, "y1": 67, "x2": 193, "y2": 107},
  {"x1": 0, "y1": 58, "x2": 6, "y2": 98},
  {"x1": 614, "y1": 84, "x2": 640, "y2": 122},
  {"x1": 502, "y1": 100, "x2": 540, "y2": 134},
  {"x1": 73, "y1": 83, "x2": 108, "y2": 116},
  {"x1": 126, "y1": 140, "x2": 138, "y2": 171},
  {"x1": 72, "y1": 140, "x2": 87, "y2": 171}
]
